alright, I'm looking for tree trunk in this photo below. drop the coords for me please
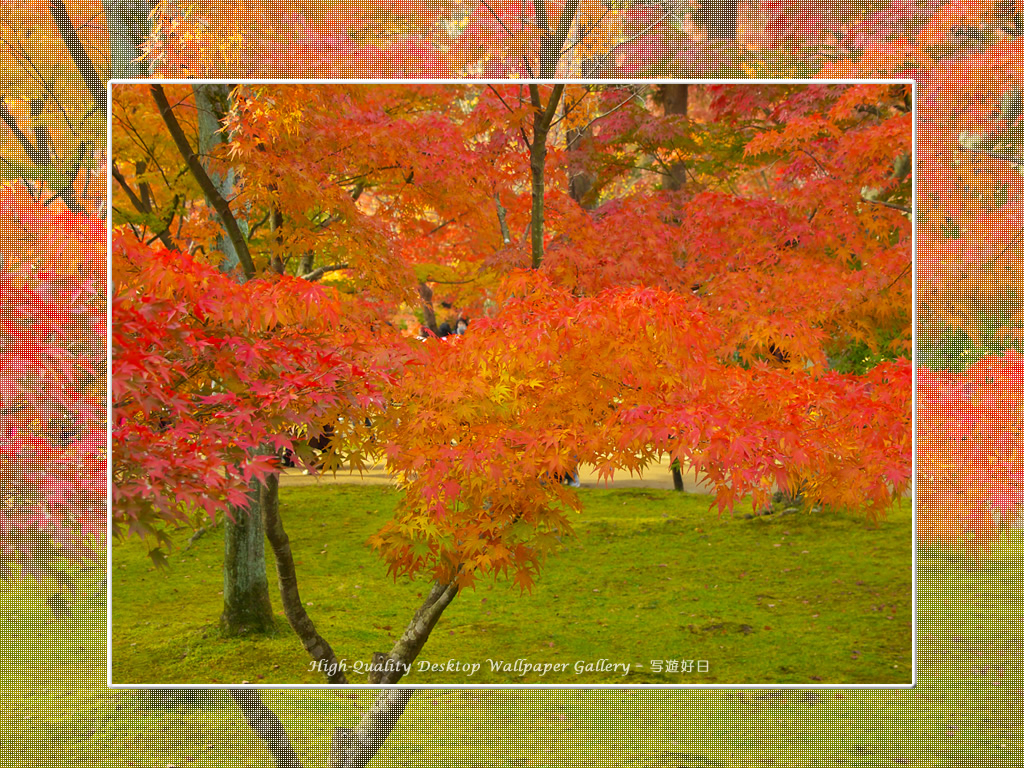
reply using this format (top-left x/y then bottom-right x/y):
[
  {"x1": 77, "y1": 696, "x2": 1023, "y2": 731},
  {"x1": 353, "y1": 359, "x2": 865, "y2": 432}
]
[
  {"x1": 697, "y1": 0, "x2": 738, "y2": 40},
  {"x1": 231, "y1": 689, "x2": 305, "y2": 768},
  {"x1": 418, "y1": 281, "x2": 439, "y2": 335},
  {"x1": 192, "y1": 83, "x2": 276, "y2": 636},
  {"x1": 671, "y1": 460, "x2": 685, "y2": 492},
  {"x1": 103, "y1": 0, "x2": 151, "y2": 78},
  {"x1": 528, "y1": 84, "x2": 565, "y2": 269},
  {"x1": 566, "y1": 56, "x2": 600, "y2": 206},
  {"x1": 662, "y1": 84, "x2": 689, "y2": 191},
  {"x1": 193, "y1": 83, "x2": 250, "y2": 277},
  {"x1": 221, "y1": 475, "x2": 275, "y2": 635},
  {"x1": 330, "y1": 689, "x2": 416, "y2": 768}
]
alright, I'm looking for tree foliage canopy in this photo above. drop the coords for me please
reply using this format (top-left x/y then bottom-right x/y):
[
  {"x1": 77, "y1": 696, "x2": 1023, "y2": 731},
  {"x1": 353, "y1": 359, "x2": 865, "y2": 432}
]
[{"x1": 106, "y1": 82, "x2": 913, "y2": 589}]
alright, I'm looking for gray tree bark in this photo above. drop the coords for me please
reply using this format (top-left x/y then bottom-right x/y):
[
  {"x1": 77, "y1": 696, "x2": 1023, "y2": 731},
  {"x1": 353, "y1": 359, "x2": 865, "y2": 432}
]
[
  {"x1": 188, "y1": 83, "x2": 276, "y2": 636},
  {"x1": 103, "y1": 0, "x2": 151, "y2": 78}
]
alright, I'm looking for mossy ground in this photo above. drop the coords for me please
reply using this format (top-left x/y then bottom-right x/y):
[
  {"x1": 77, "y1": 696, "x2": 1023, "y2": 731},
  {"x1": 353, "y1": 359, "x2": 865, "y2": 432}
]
[
  {"x1": 110, "y1": 484, "x2": 911, "y2": 685},
  {"x1": 2, "y1": 491, "x2": 1020, "y2": 766}
]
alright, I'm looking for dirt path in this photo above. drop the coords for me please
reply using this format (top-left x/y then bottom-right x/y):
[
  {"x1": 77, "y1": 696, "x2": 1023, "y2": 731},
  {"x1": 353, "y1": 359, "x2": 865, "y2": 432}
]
[{"x1": 278, "y1": 453, "x2": 719, "y2": 492}]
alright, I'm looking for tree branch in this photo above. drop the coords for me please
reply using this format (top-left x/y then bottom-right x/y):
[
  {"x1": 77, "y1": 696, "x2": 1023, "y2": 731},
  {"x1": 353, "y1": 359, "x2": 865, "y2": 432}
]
[
  {"x1": 230, "y1": 689, "x2": 305, "y2": 768},
  {"x1": 495, "y1": 193, "x2": 511, "y2": 244},
  {"x1": 0, "y1": 99, "x2": 47, "y2": 164},
  {"x1": 330, "y1": 689, "x2": 416, "y2": 768},
  {"x1": 151, "y1": 84, "x2": 257, "y2": 280},
  {"x1": 300, "y1": 264, "x2": 348, "y2": 282},
  {"x1": 370, "y1": 579, "x2": 460, "y2": 684},
  {"x1": 49, "y1": 0, "x2": 106, "y2": 113},
  {"x1": 860, "y1": 196, "x2": 911, "y2": 214},
  {"x1": 541, "y1": 0, "x2": 581, "y2": 78},
  {"x1": 259, "y1": 473, "x2": 347, "y2": 683},
  {"x1": 592, "y1": 11, "x2": 670, "y2": 72},
  {"x1": 111, "y1": 162, "x2": 181, "y2": 252},
  {"x1": 418, "y1": 281, "x2": 438, "y2": 334},
  {"x1": 963, "y1": 145, "x2": 1024, "y2": 166},
  {"x1": 528, "y1": 85, "x2": 565, "y2": 269}
]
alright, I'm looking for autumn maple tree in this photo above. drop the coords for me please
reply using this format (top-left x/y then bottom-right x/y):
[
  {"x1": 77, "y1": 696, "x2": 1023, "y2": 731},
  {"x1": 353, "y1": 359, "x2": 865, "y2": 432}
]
[
  {"x1": 101, "y1": 75, "x2": 914, "y2": 763},
  {"x1": 8, "y1": 0, "x2": 1022, "y2": 766}
]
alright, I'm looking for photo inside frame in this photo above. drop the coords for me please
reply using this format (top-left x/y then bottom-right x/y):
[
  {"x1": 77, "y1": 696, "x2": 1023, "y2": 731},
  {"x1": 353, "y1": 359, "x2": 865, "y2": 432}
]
[{"x1": 108, "y1": 80, "x2": 914, "y2": 687}]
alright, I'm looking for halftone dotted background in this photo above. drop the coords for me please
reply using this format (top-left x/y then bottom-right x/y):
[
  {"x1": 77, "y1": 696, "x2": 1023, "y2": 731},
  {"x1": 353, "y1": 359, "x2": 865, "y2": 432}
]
[{"x1": 3, "y1": 2, "x2": 1017, "y2": 766}]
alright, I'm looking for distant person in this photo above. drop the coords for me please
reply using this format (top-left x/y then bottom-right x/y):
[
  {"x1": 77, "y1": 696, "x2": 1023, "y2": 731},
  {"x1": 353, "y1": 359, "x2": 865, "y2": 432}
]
[
  {"x1": 455, "y1": 317, "x2": 469, "y2": 335},
  {"x1": 438, "y1": 322, "x2": 453, "y2": 338}
]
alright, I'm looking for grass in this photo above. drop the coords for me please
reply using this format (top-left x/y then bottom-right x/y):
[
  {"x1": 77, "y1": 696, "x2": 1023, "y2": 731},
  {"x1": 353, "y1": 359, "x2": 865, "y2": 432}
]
[
  {"x1": 110, "y1": 484, "x2": 912, "y2": 685},
  {"x1": 2, "y1": 503, "x2": 1021, "y2": 766}
]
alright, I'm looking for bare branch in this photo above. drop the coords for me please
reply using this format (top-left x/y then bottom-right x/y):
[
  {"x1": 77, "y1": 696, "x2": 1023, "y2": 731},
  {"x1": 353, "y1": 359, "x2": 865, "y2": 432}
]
[
  {"x1": 300, "y1": 264, "x2": 348, "y2": 282},
  {"x1": 49, "y1": 0, "x2": 106, "y2": 112},
  {"x1": 592, "y1": 11, "x2": 670, "y2": 72},
  {"x1": 860, "y1": 196, "x2": 911, "y2": 214},
  {"x1": 552, "y1": 85, "x2": 649, "y2": 135},
  {"x1": 111, "y1": 162, "x2": 181, "y2": 251},
  {"x1": 487, "y1": 84, "x2": 518, "y2": 116},
  {"x1": 151, "y1": 84, "x2": 257, "y2": 280}
]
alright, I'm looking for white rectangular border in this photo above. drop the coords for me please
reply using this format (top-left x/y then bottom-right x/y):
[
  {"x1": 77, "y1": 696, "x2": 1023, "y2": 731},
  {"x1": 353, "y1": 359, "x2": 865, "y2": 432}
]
[{"x1": 107, "y1": 77, "x2": 917, "y2": 690}]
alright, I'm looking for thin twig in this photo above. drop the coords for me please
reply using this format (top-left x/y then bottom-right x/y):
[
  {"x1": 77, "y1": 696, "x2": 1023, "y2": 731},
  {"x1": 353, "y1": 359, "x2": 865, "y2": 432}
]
[
  {"x1": 860, "y1": 196, "x2": 911, "y2": 214},
  {"x1": 301, "y1": 264, "x2": 348, "y2": 282}
]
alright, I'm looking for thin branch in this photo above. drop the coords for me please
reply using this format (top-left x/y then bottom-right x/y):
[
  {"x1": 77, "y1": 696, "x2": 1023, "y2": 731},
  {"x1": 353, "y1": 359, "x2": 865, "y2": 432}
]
[
  {"x1": 230, "y1": 689, "x2": 305, "y2": 768},
  {"x1": 151, "y1": 84, "x2": 257, "y2": 280},
  {"x1": 552, "y1": 85, "x2": 649, "y2": 135},
  {"x1": 592, "y1": 11, "x2": 670, "y2": 72},
  {"x1": 111, "y1": 162, "x2": 181, "y2": 252},
  {"x1": 0, "y1": 99, "x2": 46, "y2": 164},
  {"x1": 479, "y1": 0, "x2": 515, "y2": 37},
  {"x1": 560, "y1": 8, "x2": 612, "y2": 64},
  {"x1": 860, "y1": 196, "x2": 911, "y2": 214},
  {"x1": 487, "y1": 84, "x2": 518, "y2": 116},
  {"x1": 246, "y1": 209, "x2": 273, "y2": 240},
  {"x1": 419, "y1": 275, "x2": 480, "y2": 286},
  {"x1": 49, "y1": 0, "x2": 106, "y2": 113},
  {"x1": 963, "y1": 145, "x2": 1024, "y2": 165},
  {"x1": 495, "y1": 193, "x2": 511, "y2": 244},
  {"x1": 300, "y1": 264, "x2": 348, "y2": 282},
  {"x1": 880, "y1": 262, "x2": 911, "y2": 293},
  {"x1": 424, "y1": 217, "x2": 456, "y2": 237},
  {"x1": 797, "y1": 148, "x2": 835, "y2": 178}
]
